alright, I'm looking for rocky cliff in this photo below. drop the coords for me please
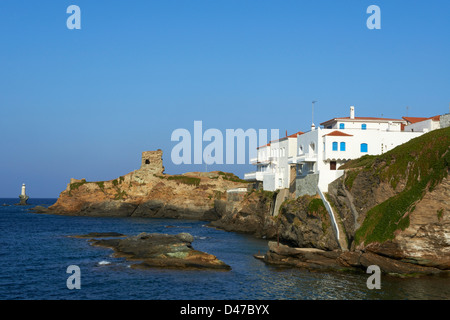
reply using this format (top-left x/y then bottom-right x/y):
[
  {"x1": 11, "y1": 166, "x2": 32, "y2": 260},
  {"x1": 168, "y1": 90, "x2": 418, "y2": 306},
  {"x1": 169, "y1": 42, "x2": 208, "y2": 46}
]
[
  {"x1": 268, "y1": 127, "x2": 450, "y2": 275},
  {"x1": 45, "y1": 150, "x2": 250, "y2": 220},
  {"x1": 210, "y1": 189, "x2": 340, "y2": 251},
  {"x1": 327, "y1": 126, "x2": 450, "y2": 273},
  {"x1": 213, "y1": 127, "x2": 450, "y2": 275}
]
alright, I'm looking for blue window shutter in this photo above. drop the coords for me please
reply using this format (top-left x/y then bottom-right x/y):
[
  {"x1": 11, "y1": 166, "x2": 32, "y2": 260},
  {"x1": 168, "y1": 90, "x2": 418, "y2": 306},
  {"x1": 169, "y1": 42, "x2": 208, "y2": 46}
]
[
  {"x1": 333, "y1": 142, "x2": 337, "y2": 151},
  {"x1": 362, "y1": 124, "x2": 367, "y2": 130},
  {"x1": 340, "y1": 142, "x2": 346, "y2": 151},
  {"x1": 361, "y1": 143, "x2": 368, "y2": 152},
  {"x1": 339, "y1": 123, "x2": 345, "y2": 129}
]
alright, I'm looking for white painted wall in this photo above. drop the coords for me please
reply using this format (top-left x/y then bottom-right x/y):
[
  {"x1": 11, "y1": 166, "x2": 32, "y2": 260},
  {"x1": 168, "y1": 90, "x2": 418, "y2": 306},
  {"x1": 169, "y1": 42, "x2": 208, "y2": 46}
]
[
  {"x1": 404, "y1": 119, "x2": 440, "y2": 132},
  {"x1": 325, "y1": 120, "x2": 403, "y2": 132}
]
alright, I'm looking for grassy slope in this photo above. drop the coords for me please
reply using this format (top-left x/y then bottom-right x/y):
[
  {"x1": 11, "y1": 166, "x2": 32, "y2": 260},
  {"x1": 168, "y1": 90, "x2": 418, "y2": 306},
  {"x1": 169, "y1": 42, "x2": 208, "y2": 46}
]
[{"x1": 340, "y1": 127, "x2": 450, "y2": 246}]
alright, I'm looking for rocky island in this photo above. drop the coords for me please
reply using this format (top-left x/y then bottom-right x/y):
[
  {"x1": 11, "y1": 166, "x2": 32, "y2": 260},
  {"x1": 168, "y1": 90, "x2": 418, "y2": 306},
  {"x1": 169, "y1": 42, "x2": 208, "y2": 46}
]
[
  {"x1": 78, "y1": 232, "x2": 231, "y2": 270},
  {"x1": 44, "y1": 150, "x2": 250, "y2": 220}
]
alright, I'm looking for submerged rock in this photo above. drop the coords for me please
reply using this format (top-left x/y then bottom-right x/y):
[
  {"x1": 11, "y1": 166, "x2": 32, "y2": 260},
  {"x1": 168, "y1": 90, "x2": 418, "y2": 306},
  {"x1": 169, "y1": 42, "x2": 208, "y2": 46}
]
[
  {"x1": 29, "y1": 205, "x2": 49, "y2": 213},
  {"x1": 87, "y1": 232, "x2": 231, "y2": 271},
  {"x1": 71, "y1": 232, "x2": 126, "y2": 239}
]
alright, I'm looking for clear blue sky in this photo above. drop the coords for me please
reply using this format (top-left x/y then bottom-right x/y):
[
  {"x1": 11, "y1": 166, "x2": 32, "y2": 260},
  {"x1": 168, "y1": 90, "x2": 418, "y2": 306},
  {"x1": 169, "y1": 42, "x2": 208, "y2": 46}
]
[{"x1": 1, "y1": 0, "x2": 449, "y2": 197}]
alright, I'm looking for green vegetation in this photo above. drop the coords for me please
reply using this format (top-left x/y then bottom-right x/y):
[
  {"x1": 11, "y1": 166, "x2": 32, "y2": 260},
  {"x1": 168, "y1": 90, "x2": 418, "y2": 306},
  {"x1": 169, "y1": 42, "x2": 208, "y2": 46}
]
[
  {"x1": 114, "y1": 189, "x2": 127, "y2": 200},
  {"x1": 307, "y1": 198, "x2": 329, "y2": 232},
  {"x1": 307, "y1": 198, "x2": 326, "y2": 214},
  {"x1": 111, "y1": 176, "x2": 125, "y2": 186},
  {"x1": 349, "y1": 127, "x2": 450, "y2": 245},
  {"x1": 214, "y1": 190, "x2": 223, "y2": 200},
  {"x1": 344, "y1": 170, "x2": 359, "y2": 191},
  {"x1": 96, "y1": 181, "x2": 105, "y2": 192},
  {"x1": 153, "y1": 174, "x2": 201, "y2": 187},
  {"x1": 69, "y1": 179, "x2": 86, "y2": 191},
  {"x1": 437, "y1": 208, "x2": 444, "y2": 221},
  {"x1": 167, "y1": 175, "x2": 201, "y2": 187},
  {"x1": 217, "y1": 171, "x2": 249, "y2": 183}
]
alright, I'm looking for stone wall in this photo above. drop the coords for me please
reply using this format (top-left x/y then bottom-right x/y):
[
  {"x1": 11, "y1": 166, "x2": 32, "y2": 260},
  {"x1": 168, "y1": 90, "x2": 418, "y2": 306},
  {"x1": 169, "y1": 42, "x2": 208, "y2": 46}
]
[
  {"x1": 440, "y1": 113, "x2": 450, "y2": 129},
  {"x1": 140, "y1": 150, "x2": 165, "y2": 174},
  {"x1": 295, "y1": 173, "x2": 319, "y2": 197}
]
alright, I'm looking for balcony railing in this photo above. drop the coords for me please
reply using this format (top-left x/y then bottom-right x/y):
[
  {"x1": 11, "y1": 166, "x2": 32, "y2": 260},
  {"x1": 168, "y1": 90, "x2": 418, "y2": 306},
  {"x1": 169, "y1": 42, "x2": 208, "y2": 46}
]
[{"x1": 243, "y1": 171, "x2": 265, "y2": 181}]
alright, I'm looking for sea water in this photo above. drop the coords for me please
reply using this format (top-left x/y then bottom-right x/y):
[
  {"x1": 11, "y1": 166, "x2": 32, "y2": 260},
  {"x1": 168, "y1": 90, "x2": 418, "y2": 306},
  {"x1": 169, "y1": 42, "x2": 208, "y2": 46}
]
[{"x1": 0, "y1": 198, "x2": 449, "y2": 300}]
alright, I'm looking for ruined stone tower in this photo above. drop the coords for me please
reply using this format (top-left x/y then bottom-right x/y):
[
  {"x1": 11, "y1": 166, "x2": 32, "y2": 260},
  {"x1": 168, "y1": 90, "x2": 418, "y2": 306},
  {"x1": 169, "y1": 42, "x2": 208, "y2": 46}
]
[{"x1": 140, "y1": 149, "x2": 165, "y2": 174}]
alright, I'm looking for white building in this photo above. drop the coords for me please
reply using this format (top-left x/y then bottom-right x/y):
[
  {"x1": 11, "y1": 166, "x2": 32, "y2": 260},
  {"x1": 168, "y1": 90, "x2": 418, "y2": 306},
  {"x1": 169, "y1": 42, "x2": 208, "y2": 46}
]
[
  {"x1": 245, "y1": 106, "x2": 429, "y2": 193},
  {"x1": 244, "y1": 131, "x2": 303, "y2": 191},
  {"x1": 403, "y1": 116, "x2": 441, "y2": 133}
]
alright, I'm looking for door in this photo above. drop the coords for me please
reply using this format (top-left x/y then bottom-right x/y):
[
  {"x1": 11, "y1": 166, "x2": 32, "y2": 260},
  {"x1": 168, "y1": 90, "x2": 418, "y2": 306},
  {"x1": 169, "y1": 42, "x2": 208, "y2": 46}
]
[{"x1": 330, "y1": 161, "x2": 337, "y2": 170}]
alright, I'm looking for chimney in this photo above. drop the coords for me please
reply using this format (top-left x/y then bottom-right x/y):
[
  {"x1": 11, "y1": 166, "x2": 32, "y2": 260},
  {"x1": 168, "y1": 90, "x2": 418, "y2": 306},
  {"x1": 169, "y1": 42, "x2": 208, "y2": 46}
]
[{"x1": 350, "y1": 106, "x2": 355, "y2": 119}]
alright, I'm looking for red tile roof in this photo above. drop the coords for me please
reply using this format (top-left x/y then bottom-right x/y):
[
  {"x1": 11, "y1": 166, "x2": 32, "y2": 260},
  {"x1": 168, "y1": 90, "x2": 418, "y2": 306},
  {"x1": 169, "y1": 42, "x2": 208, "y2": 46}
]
[
  {"x1": 402, "y1": 117, "x2": 429, "y2": 124},
  {"x1": 256, "y1": 131, "x2": 304, "y2": 149},
  {"x1": 402, "y1": 115, "x2": 441, "y2": 124},
  {"x1": 256, "y1": 143, "x2": 270, "y2": 149},
  {"x1": 323, "y1": 130, "x2": 353, "y2": 137},
  {"x1": 429, "y1": 115, "x2": 441, "y2": 121}
]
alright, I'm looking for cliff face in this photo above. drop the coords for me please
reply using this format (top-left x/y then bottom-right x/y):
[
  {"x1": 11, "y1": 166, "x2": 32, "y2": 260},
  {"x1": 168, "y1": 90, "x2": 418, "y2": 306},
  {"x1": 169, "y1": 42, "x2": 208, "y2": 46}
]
[
  {"x1": 276, "y1": 196, "x2": 339, "y2": 251},
  {"x1": 47, "y1": 150, "x2": 249, "y2": 220},
  {"x1": 325, "y1": 127, "x2": 450, "y2": 273},
  {"x1": 210, "y1": 190, "x2": 278, "y2": 239},
  {"x1": 210, "y1": 190, "x2": 340, "y2": 251},
  {"x1": 242, "y1": 127, "x2": 449, "y2": 275}
]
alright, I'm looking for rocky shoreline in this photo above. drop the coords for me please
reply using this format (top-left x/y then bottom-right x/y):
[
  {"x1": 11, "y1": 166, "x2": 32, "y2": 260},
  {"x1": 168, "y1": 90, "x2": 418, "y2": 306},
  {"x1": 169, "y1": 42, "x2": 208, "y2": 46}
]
[
  {"x1": 259, "y1": 241, "x2": 449, "y2": 276},
  {"x1": 32, "y1": 138, "x2": 449, "y2": 276}
]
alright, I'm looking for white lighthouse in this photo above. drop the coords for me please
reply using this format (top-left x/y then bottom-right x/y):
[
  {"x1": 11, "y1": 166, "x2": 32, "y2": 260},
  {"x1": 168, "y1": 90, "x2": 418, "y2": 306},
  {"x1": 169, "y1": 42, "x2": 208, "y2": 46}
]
[{"x1": 17, "y1": 183, "x2": 29, "y2": 205}]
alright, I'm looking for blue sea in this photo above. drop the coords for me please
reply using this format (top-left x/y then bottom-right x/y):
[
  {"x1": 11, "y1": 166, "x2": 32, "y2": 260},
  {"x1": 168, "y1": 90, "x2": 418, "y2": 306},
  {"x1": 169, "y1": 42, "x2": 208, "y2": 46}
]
[{"x1": 0, "y1": 198, "x2": 449, "y2": 300}]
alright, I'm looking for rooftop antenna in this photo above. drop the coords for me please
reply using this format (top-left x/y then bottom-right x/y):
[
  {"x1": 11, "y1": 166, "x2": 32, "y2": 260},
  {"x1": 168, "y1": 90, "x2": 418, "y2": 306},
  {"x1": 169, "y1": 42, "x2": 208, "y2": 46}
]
[
  {"x1": 312, "y1": 100, "x2": 317, "y2": 129},
  {"x1": 406, "y1": 106, "x2": 409, "y2": 117}
]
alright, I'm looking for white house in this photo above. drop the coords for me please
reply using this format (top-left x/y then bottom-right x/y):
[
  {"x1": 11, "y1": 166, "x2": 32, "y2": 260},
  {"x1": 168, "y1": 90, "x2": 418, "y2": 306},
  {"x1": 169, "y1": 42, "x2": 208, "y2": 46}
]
[
  {"x1": 245, "y1": 131, "x2": 303, "y2": 191},
  {"x1": 245, "y1": 106, "x2": 429, "y2": 194},
  {"x1": 243, "y1": 105, "x2": 447, "y2": 249},
  {"x1": 403, "y1": 116, "x2": 441, "y2": 133}
]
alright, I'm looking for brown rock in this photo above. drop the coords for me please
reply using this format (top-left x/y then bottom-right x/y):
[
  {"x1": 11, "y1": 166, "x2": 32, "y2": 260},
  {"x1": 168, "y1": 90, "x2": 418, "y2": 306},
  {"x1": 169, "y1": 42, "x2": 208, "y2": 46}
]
[
  {"x1": 46, "y1": 150, "x2": 249, "y2": 219},
  {"x1": 89, "y1": 232, "x2": 231, "y2": 270},
  {"x1": 358, "y1": 251, "x2": 442, "y2": 275}
]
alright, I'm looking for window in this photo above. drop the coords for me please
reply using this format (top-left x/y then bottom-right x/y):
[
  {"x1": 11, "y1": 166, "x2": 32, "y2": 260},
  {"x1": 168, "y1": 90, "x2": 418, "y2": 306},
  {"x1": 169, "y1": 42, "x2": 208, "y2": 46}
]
[
  {"x1": 339, "y1": 123, "x2": 345, "y2": 129},
  {"x1": 340, "y1": 142, "x2": 346, "y2": 151},
  {"x1": 362, "y1": 124, "x2": 367, "y2": 130},
  {"x1": 361, "y1": 143, "x2": 368, "y2": 153},
  {"x1": 332, "y1": 142, "x2": 338, "y2": 151}
]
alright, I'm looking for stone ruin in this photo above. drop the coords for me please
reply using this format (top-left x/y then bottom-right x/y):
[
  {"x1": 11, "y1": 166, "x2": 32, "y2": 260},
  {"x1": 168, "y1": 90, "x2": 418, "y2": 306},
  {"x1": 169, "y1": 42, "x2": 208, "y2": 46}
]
[{"x1": 140, "y1": 149, "x2": 165, "y2": 175}]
